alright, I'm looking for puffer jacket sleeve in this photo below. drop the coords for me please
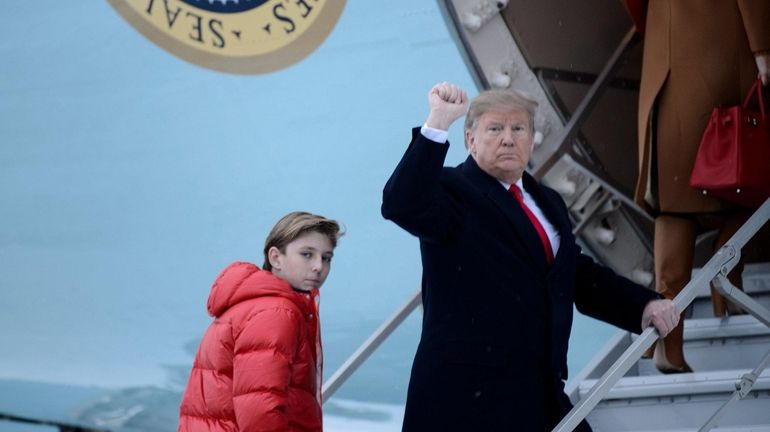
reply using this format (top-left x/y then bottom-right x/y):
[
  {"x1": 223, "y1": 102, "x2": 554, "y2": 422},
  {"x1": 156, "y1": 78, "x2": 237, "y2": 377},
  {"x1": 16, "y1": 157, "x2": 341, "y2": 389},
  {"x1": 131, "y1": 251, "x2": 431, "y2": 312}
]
[{"x1": 232, "y1": 300, "x2": 302, "y2": 431}]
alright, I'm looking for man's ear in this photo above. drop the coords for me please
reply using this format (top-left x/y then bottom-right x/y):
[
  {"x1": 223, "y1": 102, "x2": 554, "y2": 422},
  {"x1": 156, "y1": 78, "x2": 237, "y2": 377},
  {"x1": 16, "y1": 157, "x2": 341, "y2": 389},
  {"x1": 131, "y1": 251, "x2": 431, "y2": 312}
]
[
  {"x1": 268, "y1": 246, "x2": 283, "y2": 272},
  {"x1": 465, "y1": 129, "x2": 475, "y2": 154}
]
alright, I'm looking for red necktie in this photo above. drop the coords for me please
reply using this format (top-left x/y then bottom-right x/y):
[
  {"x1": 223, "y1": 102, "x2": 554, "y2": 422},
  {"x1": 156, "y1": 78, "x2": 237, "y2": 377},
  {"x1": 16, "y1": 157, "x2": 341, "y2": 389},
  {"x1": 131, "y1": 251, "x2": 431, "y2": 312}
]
[{"x1": 509, "y1": 184, "x2": 554, "y2": 265}]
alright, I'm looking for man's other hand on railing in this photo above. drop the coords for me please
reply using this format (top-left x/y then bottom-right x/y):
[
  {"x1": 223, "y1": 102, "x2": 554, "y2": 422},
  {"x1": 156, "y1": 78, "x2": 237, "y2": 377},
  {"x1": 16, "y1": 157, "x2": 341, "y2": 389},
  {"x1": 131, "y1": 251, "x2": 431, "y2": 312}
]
[{"x1": 641, "y1": 299, "x2": 679, "y2": 337}]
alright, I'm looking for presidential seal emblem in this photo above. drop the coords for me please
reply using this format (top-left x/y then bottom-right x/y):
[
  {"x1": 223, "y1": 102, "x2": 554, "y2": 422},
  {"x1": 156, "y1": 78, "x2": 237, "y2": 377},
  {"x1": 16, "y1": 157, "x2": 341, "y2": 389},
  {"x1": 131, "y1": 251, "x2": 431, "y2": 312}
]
[{"x1": 108, "y1": 0, "x2": 346, "y2": 74}]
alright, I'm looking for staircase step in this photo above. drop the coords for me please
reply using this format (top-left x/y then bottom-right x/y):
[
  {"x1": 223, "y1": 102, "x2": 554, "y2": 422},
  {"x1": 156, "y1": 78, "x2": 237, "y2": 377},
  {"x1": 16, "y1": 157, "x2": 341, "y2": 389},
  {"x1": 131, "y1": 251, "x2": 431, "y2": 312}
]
[
  {"x1": 596, "y1": 425, "x2": 770, "y2": 432},
  {"x1": 635, "y1": 315, "x2": 770, "y2": 375},
  {"x1": 580, "y1": 370, "x2": 770, "y2": 431},
  {"x1": 625, "y1": 428, "x2": 770, "y2": 432},
  {"x1": 580, "y1": 369, "x2": 770, "y2": 399}
]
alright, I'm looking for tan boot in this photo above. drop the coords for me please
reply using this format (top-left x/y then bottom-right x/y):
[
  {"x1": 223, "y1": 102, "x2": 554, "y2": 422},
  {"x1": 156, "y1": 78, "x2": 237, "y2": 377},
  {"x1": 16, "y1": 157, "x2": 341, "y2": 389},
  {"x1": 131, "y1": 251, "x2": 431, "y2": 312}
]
[
  {"x1": 641, "y1": 343, "x2": 654, "y2": 359},
  {"x1": 653, "y1": 321, "x2": 692, "y2": 374}
]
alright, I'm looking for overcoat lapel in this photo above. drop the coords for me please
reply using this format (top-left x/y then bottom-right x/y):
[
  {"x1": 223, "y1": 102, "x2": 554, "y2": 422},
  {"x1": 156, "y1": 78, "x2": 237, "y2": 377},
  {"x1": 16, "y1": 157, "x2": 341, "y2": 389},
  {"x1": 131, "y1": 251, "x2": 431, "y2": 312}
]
[{"x1": 461, "y1": 156, "x2": 549, "y2": 273}]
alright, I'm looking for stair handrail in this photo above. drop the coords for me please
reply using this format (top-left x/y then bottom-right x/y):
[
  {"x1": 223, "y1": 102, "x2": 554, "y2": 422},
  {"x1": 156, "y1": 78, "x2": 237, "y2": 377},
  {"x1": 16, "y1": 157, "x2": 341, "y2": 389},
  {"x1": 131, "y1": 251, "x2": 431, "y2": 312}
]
[
  {"x1": 322, "y1": 289, "x2": 422, "y2": 401},
  {"x1": 553, "y1": 196, "x2": 770, "y2": 432},
  {"x1": 0, "y1": 411, "x2": 110, "y2": 432}
]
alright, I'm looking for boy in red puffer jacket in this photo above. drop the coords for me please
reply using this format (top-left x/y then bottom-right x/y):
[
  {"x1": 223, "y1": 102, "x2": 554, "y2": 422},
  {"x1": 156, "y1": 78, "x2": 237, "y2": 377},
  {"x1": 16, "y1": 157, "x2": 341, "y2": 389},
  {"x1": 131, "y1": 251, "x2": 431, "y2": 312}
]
[{"x1": 179, "y1": 211, "x2": 343, "y2": 432}]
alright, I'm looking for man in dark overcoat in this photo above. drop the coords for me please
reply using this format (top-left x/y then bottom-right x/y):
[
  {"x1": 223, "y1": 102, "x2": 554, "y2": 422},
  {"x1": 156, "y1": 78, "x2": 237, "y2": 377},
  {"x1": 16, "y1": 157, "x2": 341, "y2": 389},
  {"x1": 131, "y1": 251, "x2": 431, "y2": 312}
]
[{"x1": 382, "y1": 82, "x2": 679, "y2": 431}]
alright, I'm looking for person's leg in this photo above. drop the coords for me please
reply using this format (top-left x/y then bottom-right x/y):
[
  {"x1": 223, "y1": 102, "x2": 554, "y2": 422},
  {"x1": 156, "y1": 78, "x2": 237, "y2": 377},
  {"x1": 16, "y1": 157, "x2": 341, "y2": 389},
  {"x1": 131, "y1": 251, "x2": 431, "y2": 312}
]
[
  {"x1": 653, "y1": 214, "x2": 697, "y2": 372},
  {"x1": 710, "y1": 209, "x2": 750, "y2": 316}
]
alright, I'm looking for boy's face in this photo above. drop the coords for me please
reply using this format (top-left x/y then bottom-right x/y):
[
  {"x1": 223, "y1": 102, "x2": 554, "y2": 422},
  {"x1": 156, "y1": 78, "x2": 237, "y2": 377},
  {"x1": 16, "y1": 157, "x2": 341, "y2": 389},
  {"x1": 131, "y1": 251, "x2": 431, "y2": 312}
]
[{"x1": 269, "y1": 231, "x2": 334, "y2": 292}]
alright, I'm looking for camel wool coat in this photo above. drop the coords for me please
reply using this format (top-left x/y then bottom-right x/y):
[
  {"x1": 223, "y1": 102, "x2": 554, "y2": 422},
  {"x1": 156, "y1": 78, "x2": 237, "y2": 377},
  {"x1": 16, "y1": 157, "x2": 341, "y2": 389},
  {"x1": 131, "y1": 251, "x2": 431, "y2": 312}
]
[{"x1": 634, "y1": 0, "x2": 770, "y2": 213}]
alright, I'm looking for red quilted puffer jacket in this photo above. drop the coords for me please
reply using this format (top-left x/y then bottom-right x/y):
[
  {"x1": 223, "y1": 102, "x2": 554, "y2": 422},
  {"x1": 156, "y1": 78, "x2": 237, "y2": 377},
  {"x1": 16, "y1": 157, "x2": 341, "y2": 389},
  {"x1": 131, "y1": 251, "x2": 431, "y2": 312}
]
[{"x1": 178, "y1": 262, "x2": 322, "y2": 432}]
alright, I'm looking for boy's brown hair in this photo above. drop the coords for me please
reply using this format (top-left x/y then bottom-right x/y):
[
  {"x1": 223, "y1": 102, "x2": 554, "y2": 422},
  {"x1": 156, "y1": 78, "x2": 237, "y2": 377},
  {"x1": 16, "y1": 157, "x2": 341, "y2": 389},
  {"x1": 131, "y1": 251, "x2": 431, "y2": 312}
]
[{"x1": 262, "y1": 211, "x2": 343, "y2": 271}]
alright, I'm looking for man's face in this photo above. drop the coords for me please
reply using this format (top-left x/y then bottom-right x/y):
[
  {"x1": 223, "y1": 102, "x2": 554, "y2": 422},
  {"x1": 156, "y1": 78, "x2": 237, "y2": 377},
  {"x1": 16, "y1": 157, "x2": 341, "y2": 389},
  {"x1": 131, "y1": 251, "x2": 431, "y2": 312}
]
[
  {"x1": 269, "y1": 231, "x2": 334, "y2": 292},
  {"x1": 465, "y1": 108, "x2": 534, "y2": 184}
]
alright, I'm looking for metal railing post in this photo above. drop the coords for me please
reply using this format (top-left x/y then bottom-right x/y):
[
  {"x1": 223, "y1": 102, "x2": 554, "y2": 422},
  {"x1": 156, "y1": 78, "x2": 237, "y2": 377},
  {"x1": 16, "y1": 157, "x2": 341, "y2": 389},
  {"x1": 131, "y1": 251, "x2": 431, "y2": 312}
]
[
  {"x1": 0, "y1": 412, "x2": 109, "y2": 432},
  {"x1": 322, "y1": 289, "x2": 422, "y2": 401},
  {"x1": 714, "y1": 274, "x2": 770, "y2": 327}
]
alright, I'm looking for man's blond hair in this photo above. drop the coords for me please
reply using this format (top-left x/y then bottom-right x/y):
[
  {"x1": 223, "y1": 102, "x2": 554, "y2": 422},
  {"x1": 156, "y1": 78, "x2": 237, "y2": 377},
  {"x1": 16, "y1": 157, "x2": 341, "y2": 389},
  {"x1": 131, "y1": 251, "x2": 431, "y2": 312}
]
[{"x1": 463, "y1": 89, "x2": 538, "y2": 147}]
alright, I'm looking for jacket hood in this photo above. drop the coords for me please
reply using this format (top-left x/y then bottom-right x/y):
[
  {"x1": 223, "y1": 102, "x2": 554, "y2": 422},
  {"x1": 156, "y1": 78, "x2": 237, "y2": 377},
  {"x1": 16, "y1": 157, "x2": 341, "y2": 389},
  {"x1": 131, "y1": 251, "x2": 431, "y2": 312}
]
[{"x1": 206, "y1": 261, "x2": 313, "y2": 317}]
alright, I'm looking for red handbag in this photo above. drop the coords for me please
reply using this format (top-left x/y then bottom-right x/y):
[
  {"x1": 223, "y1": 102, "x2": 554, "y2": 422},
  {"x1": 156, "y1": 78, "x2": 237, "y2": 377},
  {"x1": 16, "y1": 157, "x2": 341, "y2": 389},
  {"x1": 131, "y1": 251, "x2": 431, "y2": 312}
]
[{"x1": 689, "y1": 78, "x2": 770, "y2": 208}]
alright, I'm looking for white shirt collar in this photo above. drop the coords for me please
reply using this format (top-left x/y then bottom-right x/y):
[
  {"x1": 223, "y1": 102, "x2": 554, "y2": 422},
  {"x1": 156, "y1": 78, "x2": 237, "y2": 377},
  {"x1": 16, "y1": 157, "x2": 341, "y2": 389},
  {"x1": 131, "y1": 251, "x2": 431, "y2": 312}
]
[{"x1": 499, "y1": 178, "x2": 524, "y2": 191}]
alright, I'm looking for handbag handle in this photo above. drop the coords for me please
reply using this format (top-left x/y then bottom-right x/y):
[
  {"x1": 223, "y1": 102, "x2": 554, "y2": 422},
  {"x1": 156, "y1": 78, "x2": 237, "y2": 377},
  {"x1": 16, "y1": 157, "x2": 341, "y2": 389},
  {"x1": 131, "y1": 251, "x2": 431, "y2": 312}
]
[{"x1": 742, "y1": 76, "x2": 766, "y2": 121}]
